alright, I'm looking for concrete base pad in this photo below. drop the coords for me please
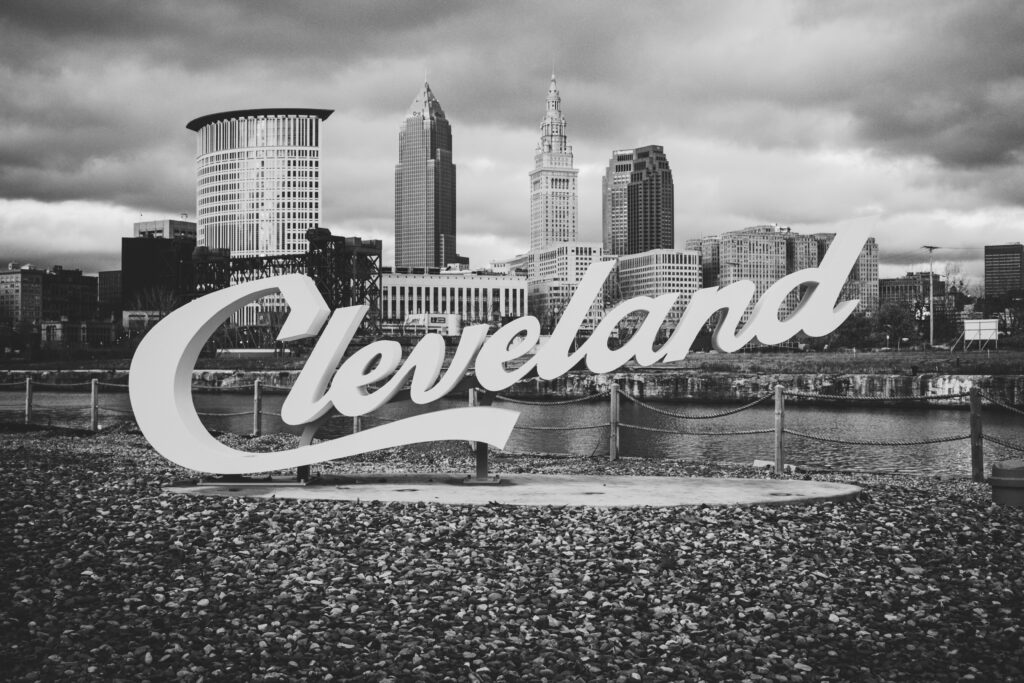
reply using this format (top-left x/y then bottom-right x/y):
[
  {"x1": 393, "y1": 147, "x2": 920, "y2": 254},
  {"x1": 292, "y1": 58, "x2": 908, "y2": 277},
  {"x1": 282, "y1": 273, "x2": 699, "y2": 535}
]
[{"x1": 167, "y1": 473, "x2": 862, "y2": 507}]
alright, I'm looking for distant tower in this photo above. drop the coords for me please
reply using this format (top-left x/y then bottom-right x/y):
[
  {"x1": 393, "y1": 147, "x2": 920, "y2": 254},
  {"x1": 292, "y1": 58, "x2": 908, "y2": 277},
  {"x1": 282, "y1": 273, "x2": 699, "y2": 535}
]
[
  {"x1": 395, "y1": 82, "x2": 456, "y2": 269},
  {"x1": 626, "y1": 145, "x2": 674, "y2": 254},
  {"x1": 186, "y1": 108, "x2": 332, "y2": 257},
  {"x1": 529, "y1": 74, "x2": 579, "y2": 251}
]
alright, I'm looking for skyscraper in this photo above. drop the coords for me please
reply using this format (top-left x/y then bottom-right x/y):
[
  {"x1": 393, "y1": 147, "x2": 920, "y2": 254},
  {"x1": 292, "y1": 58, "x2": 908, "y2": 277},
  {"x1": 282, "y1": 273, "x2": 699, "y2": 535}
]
[
  {"x1": 395, "y1": 82, "x2": 456, "y2": 269},
  {"x1": 627, "y1": 145, "x2": 674, "y2": 254},
  {"x1": 186, "y1": 108, "x2": 332, "y2": 257},
  {"x1": 529, "y1": 74, "x2": 578, "y2": 251},
  {"x1": 602, "y1": 149, "x2": 634, "y2": 256},
  {"x1": 602, "y1": 145, "x2": 674, "y2": 255}
]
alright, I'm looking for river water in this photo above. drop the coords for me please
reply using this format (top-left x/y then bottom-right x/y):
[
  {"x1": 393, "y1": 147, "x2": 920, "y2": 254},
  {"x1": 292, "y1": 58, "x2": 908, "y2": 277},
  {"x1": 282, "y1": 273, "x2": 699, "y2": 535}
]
[{"x1": 2, "y1": 389, "x2": 1021, "y2": 476}]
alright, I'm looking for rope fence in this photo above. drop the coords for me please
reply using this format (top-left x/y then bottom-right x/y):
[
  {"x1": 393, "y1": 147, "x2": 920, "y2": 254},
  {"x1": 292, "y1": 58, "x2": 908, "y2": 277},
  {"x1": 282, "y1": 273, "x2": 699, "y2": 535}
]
[
  {"x1": 621, "y1": 423, "x2": 774, "y2": 437},
  {"x1": 783, "y1": 429, "x2": 970, "y2": 447},
  {"x1": 4, "y1": 377, "x2": 1024, "y2": 481},
  {"x1": 619, "y1": 392, "x2": 772, "y2": 419}
]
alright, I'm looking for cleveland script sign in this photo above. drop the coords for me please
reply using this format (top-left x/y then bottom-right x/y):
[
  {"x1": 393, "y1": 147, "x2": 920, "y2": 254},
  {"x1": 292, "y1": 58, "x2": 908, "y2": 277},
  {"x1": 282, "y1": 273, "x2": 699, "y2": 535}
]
[{"x1": 129, "y1": 227, "x2": 871, "y2": 473}]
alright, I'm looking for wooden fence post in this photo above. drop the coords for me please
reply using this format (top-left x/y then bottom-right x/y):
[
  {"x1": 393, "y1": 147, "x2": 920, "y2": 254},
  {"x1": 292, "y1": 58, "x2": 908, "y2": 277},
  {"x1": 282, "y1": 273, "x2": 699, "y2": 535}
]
[
  {"x1": 252, "y1": 380, "x2": 263, "y2": 437},
  {"x1": 90, "y1": 379, "x2": 99, "y2": 432},
  {"x1": 24, "y1": 377, "x2": 33, "y2": 425},
  {"x1": 468, "y1": 388, "x2": 489, "y2": 479},
  {"x1": 774, "y1": 385, "x2": 785, "y2": 474},
  {"x1": 609, "y1": 381, "x2": 620, "y2": 461},
  {"x1": 970, "y1": 387, "x2": 984, "y2": 483}
]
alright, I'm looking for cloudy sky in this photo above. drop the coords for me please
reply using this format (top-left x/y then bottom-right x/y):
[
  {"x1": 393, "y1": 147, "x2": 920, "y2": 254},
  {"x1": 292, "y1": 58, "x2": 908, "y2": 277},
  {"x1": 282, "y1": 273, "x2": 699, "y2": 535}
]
[{"x1": 2, "y1": 0, "x2": 1023, "y2": 286}]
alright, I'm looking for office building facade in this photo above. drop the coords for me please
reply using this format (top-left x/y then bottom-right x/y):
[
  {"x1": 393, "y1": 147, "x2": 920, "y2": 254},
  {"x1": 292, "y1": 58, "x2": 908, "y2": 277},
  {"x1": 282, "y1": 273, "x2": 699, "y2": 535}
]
[
  {"x1": 984, "y1": 243, "x2": 1024, "y2": 298},
  {"x1": 616, "y1": 249, "x2": 701, "y2": 334},
  {"x1": 508, "y1": 242, "x2": 605, "y2": 332},
  {"x1": 530, "y1": 75, "x2": 578, "y2": 251},
  {"x1": 687, "y1": 226, "x2": 879, "y2": 324},
  {"x1": 603, "y1": 149, "x2": 634, "y2": 256},
  {"x1": 395, "y1": 83, "x2": 457, "y2": 269},
  {"x1": 381, "y1": 268, "x2": 527, "y2": 323},
  {"x1": 186, "y1": 108, "x2": 332, "y2": 258},
  {"x1": 0, "y1": 266, "x2": 43, "y2": 325},
  {"x1": 134, "y1": 219, "x2": 197, "y2": 240},
  {"x1": 0, "y1": 265, "x2": 97, "y2": 325},
  {"x1": 121, "y1": 236, "x2": 196, "y2": 312},
  {"x1": 812, "y1": 233, "x2": 879, "y2": 316},
  {"x1": 98, "y1": 270, "x2": 122, "y2": 320},
  {"x1": 603, "y1": 145, "x2": 674, "y2": 256},
  {"x1": 627, "y1": 146, "x2": 674, "y2": 254}
]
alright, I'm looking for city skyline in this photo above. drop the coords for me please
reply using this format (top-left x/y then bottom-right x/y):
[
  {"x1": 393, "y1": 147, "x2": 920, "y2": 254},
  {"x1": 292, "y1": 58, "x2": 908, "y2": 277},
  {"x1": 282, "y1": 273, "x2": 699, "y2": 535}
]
[{"x1": 1, "y1": 2, "x2": 1023, "y2": 284}]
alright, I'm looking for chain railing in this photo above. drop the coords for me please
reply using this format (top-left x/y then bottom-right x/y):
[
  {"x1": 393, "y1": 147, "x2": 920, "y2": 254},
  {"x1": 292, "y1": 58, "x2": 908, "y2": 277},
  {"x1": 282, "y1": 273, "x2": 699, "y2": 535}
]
[{"x1": 3, "y1": 376, "x2": 1024, "y2": 480}]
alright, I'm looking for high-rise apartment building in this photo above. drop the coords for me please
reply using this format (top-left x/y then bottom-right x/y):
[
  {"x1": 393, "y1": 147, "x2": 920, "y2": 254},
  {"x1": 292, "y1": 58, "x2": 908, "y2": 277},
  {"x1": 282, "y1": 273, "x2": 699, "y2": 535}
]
[
  {"x1": 186, "y1": 108, "x2": 332, "y2": 258},
  {"x1": 395, "y1": 83, "x2": 457, "y2": 269},
  {"x1": 984, "y1": 243, "x2": 1024, "y2": 298},
  {"x1": 603, "y1": 145, "x2": 673, "y2": 256},
  {"x1": 530, "y1": 75, "x2": 578, "y2": 251}
]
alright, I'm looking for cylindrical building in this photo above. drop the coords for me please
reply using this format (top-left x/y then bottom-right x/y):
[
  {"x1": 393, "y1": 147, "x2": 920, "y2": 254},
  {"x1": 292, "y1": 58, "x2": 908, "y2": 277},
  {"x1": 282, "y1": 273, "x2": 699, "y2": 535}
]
[{"x1": 186, "y1": 108, "x2": 333, "y2": 258}]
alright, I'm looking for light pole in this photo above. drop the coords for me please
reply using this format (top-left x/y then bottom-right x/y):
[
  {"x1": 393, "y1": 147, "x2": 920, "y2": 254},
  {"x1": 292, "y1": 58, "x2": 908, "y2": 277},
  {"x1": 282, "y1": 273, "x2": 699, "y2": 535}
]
[{"x1": 923, "y1": 245, "x2": 940, "y2": 348}]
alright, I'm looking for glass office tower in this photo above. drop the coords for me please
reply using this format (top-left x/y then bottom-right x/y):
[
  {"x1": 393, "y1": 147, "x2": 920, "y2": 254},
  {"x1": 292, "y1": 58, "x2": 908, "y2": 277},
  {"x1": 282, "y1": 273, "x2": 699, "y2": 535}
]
[{"x1": 394, "y1": 83, "x2": 456, "y2": 269}]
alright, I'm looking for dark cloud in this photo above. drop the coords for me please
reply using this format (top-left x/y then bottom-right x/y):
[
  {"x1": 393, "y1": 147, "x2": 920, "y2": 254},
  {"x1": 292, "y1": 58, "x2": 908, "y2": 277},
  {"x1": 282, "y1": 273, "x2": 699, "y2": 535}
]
[{"x1": 1, "y1": 1, "x2": 1023, "y2": 276}]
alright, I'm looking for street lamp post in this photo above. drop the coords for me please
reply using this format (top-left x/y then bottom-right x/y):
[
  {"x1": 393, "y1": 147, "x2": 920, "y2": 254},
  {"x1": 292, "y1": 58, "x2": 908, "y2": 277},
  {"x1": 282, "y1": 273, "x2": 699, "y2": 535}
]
[{"x1": 923, "y1": 245, "x2": 940, "y2": 348}]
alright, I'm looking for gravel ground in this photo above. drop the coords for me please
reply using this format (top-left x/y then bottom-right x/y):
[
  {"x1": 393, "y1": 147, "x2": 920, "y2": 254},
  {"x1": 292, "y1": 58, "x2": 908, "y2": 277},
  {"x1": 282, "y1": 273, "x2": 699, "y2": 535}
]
[{"x1": 2, "y1": 423, "x2": 1023, "y2": 682}]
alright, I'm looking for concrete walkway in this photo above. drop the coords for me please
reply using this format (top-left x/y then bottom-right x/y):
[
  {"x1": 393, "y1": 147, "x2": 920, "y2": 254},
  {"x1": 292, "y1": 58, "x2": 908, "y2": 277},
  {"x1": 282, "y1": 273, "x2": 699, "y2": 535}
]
[{"x1": 168, "y1": 473, "x2": 862, "y2": 507}]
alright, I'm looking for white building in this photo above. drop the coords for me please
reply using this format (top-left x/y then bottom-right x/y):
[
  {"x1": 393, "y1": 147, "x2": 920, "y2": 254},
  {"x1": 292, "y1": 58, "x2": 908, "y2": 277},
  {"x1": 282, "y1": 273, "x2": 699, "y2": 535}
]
[
  {"x1": 616, "y1": 249, "x2": 702, "y2": 335},
  {"x1": 529, "y1": 75, "x2": 578, "y2": 251},
  {"x1": 186, "y1": 108, "x2": 333, "y2": 325},
  {"x1": 381, "y1": 268, "x2": 527, "y2": 324},
  {"x1": 187, "y1": 108, "x2": 332, "y2": 258},
  {"x1": 505, "y1": 243, "x2": 605, "y2": 331}
]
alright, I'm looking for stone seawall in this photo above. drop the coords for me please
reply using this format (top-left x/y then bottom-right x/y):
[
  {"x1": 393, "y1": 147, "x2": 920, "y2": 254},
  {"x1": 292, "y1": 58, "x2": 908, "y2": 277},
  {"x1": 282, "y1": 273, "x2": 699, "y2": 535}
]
[
  {"x1": 500, "y1": 371, "x2": 1024, "y2": 408},
  {"x1": 2, "y1": 368, "x2": 1022, "y2": 407}
]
